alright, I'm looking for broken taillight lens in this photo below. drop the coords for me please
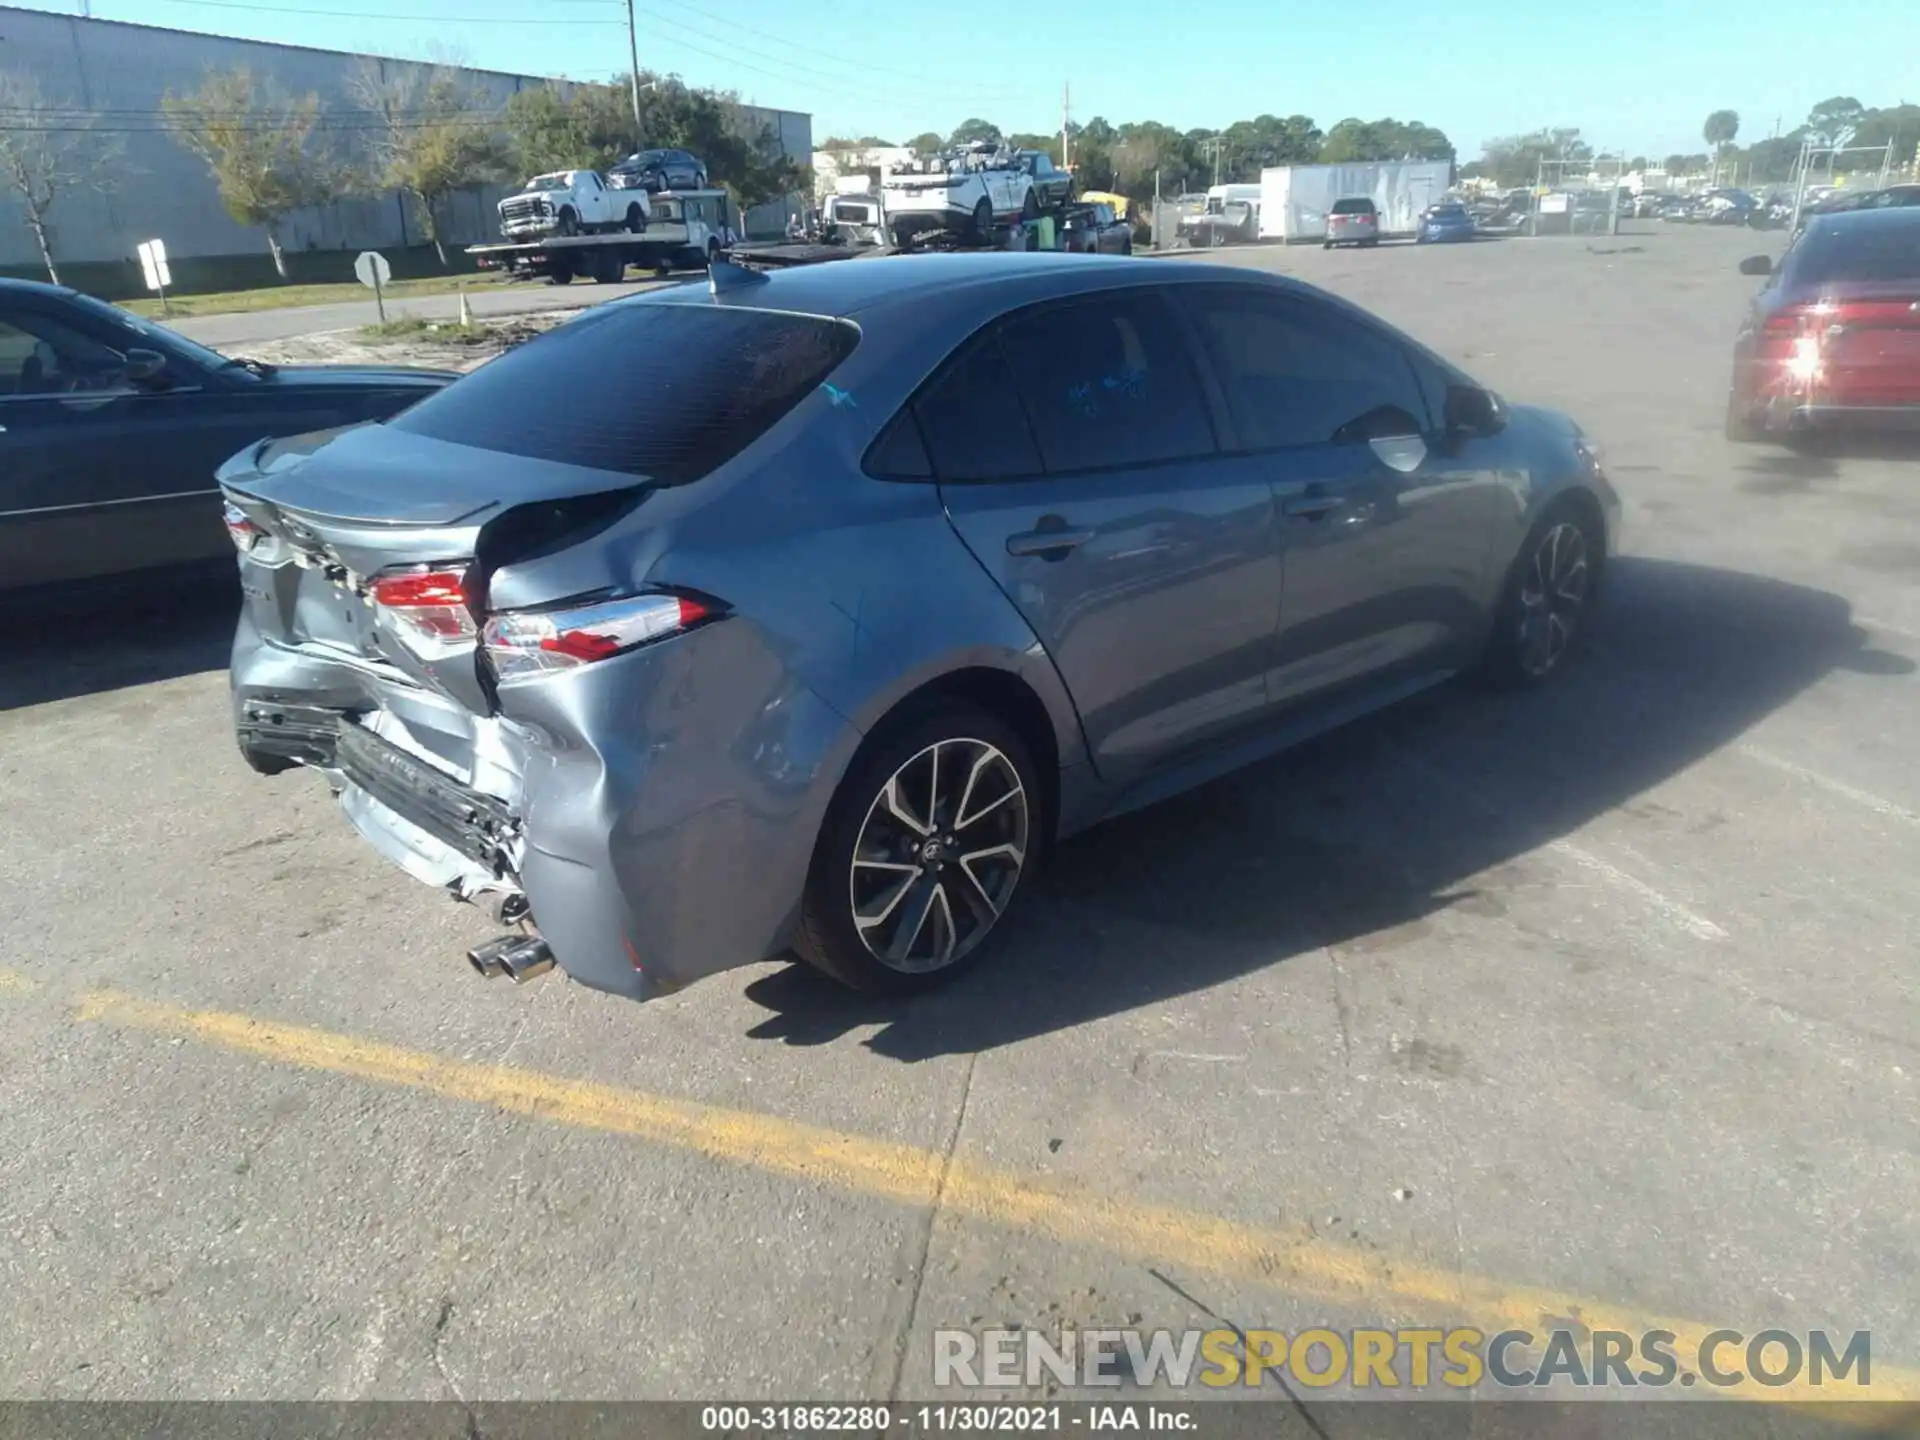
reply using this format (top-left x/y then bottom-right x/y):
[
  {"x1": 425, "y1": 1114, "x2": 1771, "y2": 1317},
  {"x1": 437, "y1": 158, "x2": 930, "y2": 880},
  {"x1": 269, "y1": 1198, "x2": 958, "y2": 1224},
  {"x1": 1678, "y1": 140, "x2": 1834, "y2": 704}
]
[
  {"x1": 369, "y1": 565, "x2": 478, "y2": 657},
  {"x1": 223, "y1": 501, "x2": 263, "y2": 553},
  {"x1": 481, "y1": 592, "x2": 714, "y2": 683}
]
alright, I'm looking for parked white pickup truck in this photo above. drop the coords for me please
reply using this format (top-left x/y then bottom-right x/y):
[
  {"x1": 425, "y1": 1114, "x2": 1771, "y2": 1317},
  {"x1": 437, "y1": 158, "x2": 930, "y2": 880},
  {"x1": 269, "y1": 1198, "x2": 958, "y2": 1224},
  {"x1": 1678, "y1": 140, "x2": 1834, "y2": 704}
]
[
  {"x1": 496, "y1": 171, "x2": 649, "y2": 239},
  {"x1": 881, "y1": 142, "x2": 1037, "y2": 246}
]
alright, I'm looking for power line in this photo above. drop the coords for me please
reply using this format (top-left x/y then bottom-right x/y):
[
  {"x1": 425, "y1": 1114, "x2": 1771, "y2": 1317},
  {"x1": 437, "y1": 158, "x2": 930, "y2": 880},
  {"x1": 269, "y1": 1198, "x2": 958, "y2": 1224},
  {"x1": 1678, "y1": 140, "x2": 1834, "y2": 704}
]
[
  {"x1": 638, "y1": 0, "x2": 1022, "y2": 97},
  {"x1": 134, "y1": 0, "x2": 622, "y2": 23},
  {"x1": 634, "y1": 8, "x2": 1019, "y2": 104}
]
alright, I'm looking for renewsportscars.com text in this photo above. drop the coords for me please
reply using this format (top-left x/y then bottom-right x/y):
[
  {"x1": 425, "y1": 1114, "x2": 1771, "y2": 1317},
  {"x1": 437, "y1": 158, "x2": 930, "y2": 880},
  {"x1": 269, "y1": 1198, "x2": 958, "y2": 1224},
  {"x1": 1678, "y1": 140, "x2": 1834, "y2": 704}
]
[{"x1": 933, "y1": 1327, "x2": 1874, "y2": 1392}]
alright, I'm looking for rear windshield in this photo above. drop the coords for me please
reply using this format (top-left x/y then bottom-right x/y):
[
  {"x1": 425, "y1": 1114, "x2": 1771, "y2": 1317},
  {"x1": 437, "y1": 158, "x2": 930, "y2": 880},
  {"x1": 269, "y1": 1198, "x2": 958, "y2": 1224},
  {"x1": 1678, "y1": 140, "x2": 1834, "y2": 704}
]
[
  {"x1": 1792, "y1": 221, "x2": 1920, "y2": 284},
  {"x1": 1332, "y1": 199, "x2": 1376, "y2": 214},
  {"x1": 389, "y1": 303, "x2": 859, "y2": 483}
]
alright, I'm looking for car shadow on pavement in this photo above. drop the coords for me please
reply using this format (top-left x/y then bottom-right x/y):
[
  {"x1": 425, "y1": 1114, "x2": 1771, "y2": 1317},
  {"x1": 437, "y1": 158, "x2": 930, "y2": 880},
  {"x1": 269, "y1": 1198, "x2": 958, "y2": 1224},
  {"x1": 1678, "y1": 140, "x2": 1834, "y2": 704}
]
[
  {"x1": 1, "y1": 569, "x2": 239, "y2": 712},
  {"x1": 742, "y1": 555, "x2": 1912, "y2": 1060}
]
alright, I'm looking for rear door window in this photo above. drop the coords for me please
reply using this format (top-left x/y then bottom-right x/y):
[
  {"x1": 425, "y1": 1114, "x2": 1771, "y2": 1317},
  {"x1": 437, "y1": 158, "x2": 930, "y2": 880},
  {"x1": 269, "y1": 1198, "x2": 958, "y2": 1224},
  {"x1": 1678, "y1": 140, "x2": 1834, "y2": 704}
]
[
  {"x1": 994, "y1": 289, "x2": 1216, "y2": 473},
  {"x1": 907, "y1": 337, "x2": 1043, "y2": 482},
  {"x1": 388, "y1": 304, "x2": 857, "y2": 483}
]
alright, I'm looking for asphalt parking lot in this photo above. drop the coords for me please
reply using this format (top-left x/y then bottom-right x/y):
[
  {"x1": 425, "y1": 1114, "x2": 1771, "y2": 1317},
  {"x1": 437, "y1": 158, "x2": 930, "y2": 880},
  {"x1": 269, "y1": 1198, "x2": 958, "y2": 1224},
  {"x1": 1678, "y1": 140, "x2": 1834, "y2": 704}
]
[{"x1": 3, "y1": 223, "x2": 1917, "y2": 1418}]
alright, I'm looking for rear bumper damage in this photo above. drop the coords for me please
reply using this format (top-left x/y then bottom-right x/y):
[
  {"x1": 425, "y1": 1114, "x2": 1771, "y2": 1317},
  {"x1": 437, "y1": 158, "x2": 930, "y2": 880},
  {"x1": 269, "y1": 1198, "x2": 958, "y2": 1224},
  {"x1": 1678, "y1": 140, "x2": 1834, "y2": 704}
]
[{"x1": 231, "y1": 610, "x2": 863, "y2": 1004}]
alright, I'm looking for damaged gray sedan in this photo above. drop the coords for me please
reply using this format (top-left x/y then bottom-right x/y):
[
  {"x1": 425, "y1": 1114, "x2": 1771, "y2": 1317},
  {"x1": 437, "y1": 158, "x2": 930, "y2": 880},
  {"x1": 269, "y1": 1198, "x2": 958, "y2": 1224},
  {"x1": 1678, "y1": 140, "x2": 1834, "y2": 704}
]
[{"x1": 221, "y1": 253, "x2": 1618, "y2": 1004}]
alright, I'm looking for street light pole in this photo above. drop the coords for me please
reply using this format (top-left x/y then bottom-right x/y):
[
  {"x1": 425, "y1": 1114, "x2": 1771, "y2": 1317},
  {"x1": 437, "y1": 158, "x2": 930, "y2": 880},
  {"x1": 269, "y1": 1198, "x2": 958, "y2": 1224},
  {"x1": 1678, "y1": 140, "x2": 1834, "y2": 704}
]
[{"x1": 626, "y1": 0, "x2": 644, "y2": 151}]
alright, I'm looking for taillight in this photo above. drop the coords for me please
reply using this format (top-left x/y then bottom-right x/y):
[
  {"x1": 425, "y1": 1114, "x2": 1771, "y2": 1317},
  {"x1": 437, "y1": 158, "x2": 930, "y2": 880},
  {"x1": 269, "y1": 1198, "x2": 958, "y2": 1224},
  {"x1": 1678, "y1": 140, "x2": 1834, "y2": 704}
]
[
  {"x1": 223, "y1": 501, "x2": 263, "y2": 553},
  {"x1": 369, "y1": 565, "x2": 477, "y2": 657},
  {"x1": 481, "y1": 592, "x2": 714, "y2": 683}
]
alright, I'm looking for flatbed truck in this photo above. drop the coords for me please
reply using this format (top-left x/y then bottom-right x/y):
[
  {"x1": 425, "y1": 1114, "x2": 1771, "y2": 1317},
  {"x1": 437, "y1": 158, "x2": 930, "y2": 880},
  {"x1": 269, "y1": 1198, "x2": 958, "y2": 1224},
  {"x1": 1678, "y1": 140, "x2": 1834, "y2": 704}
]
[{"x1": 466, "y1": 189, "x2": 737, "y2": 285}]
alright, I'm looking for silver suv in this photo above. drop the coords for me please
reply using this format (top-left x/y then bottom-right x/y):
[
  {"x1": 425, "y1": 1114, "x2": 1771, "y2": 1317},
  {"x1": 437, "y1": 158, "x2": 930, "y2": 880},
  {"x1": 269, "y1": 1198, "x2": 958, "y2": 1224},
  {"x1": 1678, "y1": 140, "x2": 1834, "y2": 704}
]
[
  {"x1": 220, "y1": 255, "x2": 1617, "y2": 1004},
  {"x1": 1326, "y1": 196, "x2": 1381, "y2": 248}
]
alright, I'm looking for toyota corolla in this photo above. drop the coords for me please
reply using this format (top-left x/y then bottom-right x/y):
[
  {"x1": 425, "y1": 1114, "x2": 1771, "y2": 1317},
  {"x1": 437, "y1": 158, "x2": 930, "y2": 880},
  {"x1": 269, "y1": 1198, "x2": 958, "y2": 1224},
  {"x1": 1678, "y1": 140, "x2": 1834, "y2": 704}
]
[{"x1": 219, "y1": 253, "x2": 1619, "y2": 1003}]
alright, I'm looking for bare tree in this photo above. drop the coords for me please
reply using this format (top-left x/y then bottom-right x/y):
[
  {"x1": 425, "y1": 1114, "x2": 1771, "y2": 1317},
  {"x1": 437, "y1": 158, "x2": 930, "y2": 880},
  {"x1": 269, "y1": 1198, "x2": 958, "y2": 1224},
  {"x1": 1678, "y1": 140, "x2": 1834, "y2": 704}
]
[
  {"x1": 162, "y1": 68, "x2": 339, "y2": 280},
  {"x1": 350, "y1": 59, "x2": 512, "y2": 266},
  {"x1": 0, "y1": 69, "x2": 122, "y2": 285}
]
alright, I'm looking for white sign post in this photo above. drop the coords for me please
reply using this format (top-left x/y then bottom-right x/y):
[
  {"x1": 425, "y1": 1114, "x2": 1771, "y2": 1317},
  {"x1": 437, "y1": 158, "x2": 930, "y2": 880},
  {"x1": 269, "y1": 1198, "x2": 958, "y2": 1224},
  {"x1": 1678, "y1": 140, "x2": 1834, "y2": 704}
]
[
  {"x1": 354, "y1": 250, "x2": 393, "y2": 323},
  {"x1": 136, "y1": 239, "x2": 173, "y2": 317}
]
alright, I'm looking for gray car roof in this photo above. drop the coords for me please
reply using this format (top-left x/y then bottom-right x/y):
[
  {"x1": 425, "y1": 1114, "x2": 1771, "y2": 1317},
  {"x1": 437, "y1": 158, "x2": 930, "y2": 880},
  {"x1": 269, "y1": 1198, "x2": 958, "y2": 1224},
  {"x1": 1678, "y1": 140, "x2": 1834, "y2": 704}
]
[{"x1": 641, "y1": 252, "x2": 1288, "y2": 321}]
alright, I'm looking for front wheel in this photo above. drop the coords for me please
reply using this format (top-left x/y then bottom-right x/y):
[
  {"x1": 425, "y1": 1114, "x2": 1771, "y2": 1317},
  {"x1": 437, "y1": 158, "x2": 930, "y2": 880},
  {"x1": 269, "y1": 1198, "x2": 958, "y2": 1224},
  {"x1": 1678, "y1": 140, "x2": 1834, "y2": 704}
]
[
  {"x1": 971, "y1": 197, "x2": 994, "y2": 242},
  {"x1": 1484, "y1": 507, "x2": 1600, "y2": 689},
  {"x1": 795, "y1": 707, "x2": 1041, "y2": 995},
  {"x1": 556, "y1": 208, "x2": 578, "y2": 237}
]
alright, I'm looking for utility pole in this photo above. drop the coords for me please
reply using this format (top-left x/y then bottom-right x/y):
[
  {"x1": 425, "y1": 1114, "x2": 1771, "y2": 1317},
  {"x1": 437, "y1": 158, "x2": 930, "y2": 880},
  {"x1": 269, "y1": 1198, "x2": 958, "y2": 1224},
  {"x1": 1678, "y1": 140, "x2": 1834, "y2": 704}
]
[
  {"x1": 1061, "y1": 80, "x2": 1070, "y2": 170},
  {"x1": 625, "y1": 0, "x2": 644, "y2": 152}
]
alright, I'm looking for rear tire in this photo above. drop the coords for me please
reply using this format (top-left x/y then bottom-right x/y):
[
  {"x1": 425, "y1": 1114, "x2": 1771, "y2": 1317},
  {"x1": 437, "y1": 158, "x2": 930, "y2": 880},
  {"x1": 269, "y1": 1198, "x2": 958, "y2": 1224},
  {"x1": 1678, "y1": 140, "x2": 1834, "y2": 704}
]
[
  {"x1": 971, "y1": 197, "x2": 993, "y2": 242},
  {"x1": 1323, "y1": 240, "x2": 1333, "y2": 250},
  {"x1": 1724, "y1": 388, "x2": 1763, "y2": 442},
  {"x1": 1483, "y1": 503, "x2": 1601, "y2": 690},
  {"x1": 626, "y1": 203, "x2": 645, "y2": 234},
  {"x1": 795, "y1": 705, "x2": 1042, "y2": 996},
  {"x1": 1020, "y1": 189, "x2": 1039, "y2": 223},
  {"x1": 706, "y1": 238, "x2": 721, "y2": 267}
]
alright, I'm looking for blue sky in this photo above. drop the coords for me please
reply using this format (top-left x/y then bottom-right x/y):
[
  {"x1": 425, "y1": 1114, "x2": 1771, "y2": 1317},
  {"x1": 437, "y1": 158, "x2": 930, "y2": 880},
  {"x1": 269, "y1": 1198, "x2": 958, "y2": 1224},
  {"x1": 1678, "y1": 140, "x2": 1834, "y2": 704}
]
[{"x1": 24, "y1": 0, "x2": 1920, "y2": 159}]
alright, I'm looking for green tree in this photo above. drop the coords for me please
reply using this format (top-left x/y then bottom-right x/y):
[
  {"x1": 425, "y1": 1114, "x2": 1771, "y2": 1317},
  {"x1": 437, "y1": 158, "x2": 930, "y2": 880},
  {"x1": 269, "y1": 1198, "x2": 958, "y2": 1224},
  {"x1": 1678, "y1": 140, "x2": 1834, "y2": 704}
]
[
  {"x1": 1851, "y1": 103, "x2": 1920, "y2": 165},
  {"x1": 1321, "y1": 117, "x2": 1454, "y2": 164},
  {"x1": 1703, "y1": 109, "x2": 1740, "y2": 153},
  {"x1": 505, "y1": 81, "x2": 635, "y2": 176},
  {"x1": 905, "y1": 131, "x2": 944, "y2": 156},
  {"x1": 163, "y1": 68, "x2": 336, "y2": 279},
  {"x1": 632, "y1": 75, "x2": 802, "y2": 209},
  {"x1": 1479, "y1": 128, "x2": 1587, "y2": 188},
  {"x1": 351, "y1": 60, "x2": 514, "y2": 267},
  {"x1": 1805, "y1": 96, "x2": 1866, "y2": 146},
  {"x1": 948, "y1": 118, "x2": 1003, "y2": 146}
]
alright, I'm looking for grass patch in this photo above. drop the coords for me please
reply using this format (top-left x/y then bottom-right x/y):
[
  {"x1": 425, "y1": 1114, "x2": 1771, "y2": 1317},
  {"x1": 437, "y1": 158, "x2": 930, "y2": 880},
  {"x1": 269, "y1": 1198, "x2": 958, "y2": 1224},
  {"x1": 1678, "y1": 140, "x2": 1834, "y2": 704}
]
[
  {"x1": 121, "y1": 273, "x2": 529, "y2": 320},
  {"x1": 355, "y1": 315, "x2": 492, "y2": 344}
]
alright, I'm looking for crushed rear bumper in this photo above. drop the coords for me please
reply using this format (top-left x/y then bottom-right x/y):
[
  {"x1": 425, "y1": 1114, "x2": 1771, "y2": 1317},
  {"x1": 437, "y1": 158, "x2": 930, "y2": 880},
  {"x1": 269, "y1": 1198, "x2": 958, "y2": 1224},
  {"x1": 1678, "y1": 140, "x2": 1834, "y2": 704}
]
[{"x1": 231, "y1": 610, "x2": 864, "y2": 1005}]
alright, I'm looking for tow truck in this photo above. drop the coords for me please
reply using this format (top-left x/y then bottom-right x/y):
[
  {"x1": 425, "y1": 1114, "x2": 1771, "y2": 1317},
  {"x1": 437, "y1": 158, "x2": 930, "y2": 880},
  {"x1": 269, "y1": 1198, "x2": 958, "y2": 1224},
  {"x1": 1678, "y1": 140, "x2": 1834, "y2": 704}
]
[{"x1": 466, "y1": 189, "x2": 738, "y2": 285}]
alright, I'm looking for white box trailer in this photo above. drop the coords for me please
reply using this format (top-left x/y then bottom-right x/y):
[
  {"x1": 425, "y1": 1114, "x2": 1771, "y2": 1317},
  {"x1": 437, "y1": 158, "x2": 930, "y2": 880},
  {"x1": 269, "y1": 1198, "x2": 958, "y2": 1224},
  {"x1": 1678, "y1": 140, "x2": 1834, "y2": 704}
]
[{"x1": 1258, "y1": 161, "x2": 1454, "y2": 241}]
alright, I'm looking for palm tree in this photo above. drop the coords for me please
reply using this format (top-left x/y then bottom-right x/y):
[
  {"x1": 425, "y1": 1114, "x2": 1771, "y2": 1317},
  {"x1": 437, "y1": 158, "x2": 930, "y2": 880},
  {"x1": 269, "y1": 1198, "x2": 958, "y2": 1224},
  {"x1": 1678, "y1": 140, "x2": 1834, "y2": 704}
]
[{"x1": 1703, "y1": 110, "x2": 1739, "y2": 183}]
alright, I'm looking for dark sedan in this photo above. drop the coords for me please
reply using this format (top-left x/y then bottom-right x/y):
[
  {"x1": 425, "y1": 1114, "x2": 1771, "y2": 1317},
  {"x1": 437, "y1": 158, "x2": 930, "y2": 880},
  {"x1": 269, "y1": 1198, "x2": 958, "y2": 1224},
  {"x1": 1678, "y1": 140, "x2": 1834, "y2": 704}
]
[
  {"x1": 1061, "y1": 201, "x2": 1133, "y2": 253},
  {"x1": 1726, "y1": 208, "x2": 1920, "y2": 442},
  {"x1": 1014, "y1": 150, "x2": 1075, "y2": 211},
  {"x1": 0, "y1": 278, "x2": 455, "y2": 598}
]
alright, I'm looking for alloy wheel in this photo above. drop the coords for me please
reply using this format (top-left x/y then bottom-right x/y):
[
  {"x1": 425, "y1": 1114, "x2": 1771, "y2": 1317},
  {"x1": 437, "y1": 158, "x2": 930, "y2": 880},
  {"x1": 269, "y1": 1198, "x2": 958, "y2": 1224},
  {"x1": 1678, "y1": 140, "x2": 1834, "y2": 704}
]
[
  {"x1": 1516, "y1": 522, "x2": 1590, "y2": 677},
  {"x1": 848, "y1": 738, "x2": 1029, "y2": 973}
]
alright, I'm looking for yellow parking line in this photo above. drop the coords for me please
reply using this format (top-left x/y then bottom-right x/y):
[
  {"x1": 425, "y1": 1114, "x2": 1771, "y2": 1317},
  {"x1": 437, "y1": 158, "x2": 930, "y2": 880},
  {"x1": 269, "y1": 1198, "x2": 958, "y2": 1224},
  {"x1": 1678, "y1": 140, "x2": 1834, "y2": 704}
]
[
  {"x1": 0, "y1": 968, "x2": 38, "y2": 993},
  {"x1": 73, "y1": 987, "x2": 1920, "y2": 1407}
]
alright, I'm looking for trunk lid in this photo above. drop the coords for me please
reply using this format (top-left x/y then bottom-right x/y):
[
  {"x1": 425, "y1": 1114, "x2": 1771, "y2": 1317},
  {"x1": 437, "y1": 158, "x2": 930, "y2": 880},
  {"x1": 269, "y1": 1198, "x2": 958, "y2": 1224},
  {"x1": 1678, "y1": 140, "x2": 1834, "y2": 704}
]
[
  {"x1": 1810, "y1": 285, "x2": 1920, "y2": 405},
  {"x1": 219, "y1": 422, "x2": 642, "y2": 714}
]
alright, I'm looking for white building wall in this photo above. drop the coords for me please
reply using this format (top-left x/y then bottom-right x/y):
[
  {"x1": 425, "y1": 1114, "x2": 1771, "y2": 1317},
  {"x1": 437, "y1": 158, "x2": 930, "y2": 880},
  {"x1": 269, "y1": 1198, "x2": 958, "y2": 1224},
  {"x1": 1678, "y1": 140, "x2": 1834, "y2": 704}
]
[{"x1": 0, "y1": 7, "x2": 810, "y2": 267}]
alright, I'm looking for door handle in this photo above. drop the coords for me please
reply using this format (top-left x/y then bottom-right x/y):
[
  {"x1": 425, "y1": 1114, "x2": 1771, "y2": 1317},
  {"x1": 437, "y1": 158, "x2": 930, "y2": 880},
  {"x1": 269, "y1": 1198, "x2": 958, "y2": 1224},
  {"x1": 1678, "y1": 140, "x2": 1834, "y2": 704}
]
[
  {"x1": 1006, "y1": 519, "x2": 1094, "y2": 560},
  {"x1": 1283, "y1": 490, "x2": 1342, "y2": 519}
]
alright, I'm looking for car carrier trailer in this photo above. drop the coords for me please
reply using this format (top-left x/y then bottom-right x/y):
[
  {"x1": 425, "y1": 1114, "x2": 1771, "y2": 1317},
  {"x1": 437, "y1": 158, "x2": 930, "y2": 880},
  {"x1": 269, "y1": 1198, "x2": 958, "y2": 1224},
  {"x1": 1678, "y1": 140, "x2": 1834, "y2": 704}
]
[{"x1": 467, "y1": 189, "x2": 736, "y2": 285}]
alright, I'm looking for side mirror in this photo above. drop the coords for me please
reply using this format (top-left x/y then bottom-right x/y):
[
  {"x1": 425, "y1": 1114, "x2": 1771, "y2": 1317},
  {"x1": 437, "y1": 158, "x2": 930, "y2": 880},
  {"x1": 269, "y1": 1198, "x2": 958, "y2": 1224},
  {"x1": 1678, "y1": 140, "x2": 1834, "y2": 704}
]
[
  {"x1": 1444, "y1": 384, "x2": 1504, "y2": 437},
  {"x1": 124, "y1": 348, "x2": 169, "y2": 385},
  {"x1": 1739, "y1": 255, "x2": 1773, "y2": 276}
]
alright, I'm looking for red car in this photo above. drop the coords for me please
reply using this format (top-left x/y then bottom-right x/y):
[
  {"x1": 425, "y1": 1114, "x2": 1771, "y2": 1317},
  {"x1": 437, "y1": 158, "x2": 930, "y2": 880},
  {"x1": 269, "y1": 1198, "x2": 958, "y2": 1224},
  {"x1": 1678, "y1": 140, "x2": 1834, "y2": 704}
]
[{"x1": 1727, "y1": 207, "x2": 1920, "y2": 442}]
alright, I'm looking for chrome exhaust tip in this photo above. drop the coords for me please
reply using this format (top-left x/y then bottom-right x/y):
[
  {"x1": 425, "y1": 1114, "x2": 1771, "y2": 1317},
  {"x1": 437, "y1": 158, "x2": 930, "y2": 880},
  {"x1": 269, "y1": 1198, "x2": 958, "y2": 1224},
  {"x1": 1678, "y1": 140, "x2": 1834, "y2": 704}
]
[
  {"x1": 467, "y1": 935, "x2": 519, "y2": 979},
  {"x1": 499, "y1": 937, "x2": 556, "y2": 984}
]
